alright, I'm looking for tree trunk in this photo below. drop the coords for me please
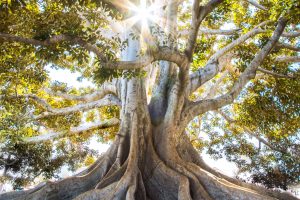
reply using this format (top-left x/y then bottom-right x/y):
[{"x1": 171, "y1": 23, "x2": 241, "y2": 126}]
[{"x1": 1, "y1": 76, "x2": 298, "y2": 200}]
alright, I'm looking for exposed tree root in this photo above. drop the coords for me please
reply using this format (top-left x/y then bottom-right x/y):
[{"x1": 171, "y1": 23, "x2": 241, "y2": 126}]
[
  {"x1": 1, "y1": 125, "x2": 299, "y2": 200},
  {"x1": 177, "y1": 133, "x2": 299, "y2": 200},
  {"x1": 0, "y1": 144, "x2": 117, "y2": 200}
]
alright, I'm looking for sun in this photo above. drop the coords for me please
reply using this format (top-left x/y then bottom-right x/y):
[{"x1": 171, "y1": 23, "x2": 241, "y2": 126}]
[
  {"x1": 131, "y1": 1, "x2": 154, "y2": 26},
  {"x1": 110, "y1": 0, "x2": 165, "y2": 48}
]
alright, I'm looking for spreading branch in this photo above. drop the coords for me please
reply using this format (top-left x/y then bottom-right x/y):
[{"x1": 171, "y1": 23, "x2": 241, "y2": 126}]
[
  {"x1": 0, "y1": 33, "x2": 106, "y2": 60},
  {"x1": 0, "y1": 32, "x2": 147, "y2": 70},
  {"x1": 282, "y1": 30, "x2": 300, "y2": 38},
  {"x1": 100, "y1": 47, "x2": 188, "y2": 70},
  {"x1": 0, "y1": 33, "x2": 188, "y2": 70},
  {"x1": 34, "y1": 94, "x2": 121, "y2": 120},
  {"x1": 209, "y1": 21, "x2": 270, "y2": 62},
  {"x1": 44, "y1": 82, "x2": 117, "y2": 102},
  {"x1": 187, "y1": 21, "x2": 269, "y2": 95},
  {"x1": 0, "y1": 94, "x2": 53, "y2": 111},
  {"x1": 183, "y1": 18, "x2": 287, "y2": 124},
  {"x1": 188, "y1": 61, "x2": 220, "y2": 95},
  {"x1": 257, "y1": 67, "x2": 296, "y2": 79},
  {"x1": 1, "y1": 93, "x2": 121, "y2": 119},
  {"x1": 245, "y1": 0, "x2": 267, "y2": 11},
  {"x1": 23, "y1": 118, "x2": 120, "y2": 143},
  {"x1": 276, "y1": 43, "x2": 300, "y2": 52},
  {"x1": 275, "y1": 56, "x2": 300, "y2": 63},
  {"x1": 199, "y1": 28, "x2": 241, "y2": 35},
  {"x1": 179, "y1": 28, "x2": 241, "y2": 36},
  {"x1": 204, "y1": 71, "x2": 229, "y2": 99},
  {"x1": 185, "y1": 0, "x2": 224, "y2": 58}
]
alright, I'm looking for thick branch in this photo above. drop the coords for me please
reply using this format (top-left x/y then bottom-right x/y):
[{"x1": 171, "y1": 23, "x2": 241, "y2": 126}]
[
  {"x1": 34, "y1": 94, "x2": 121, "y2": 119},
  {"x1": 246, "y1": 0, "x2": 267, "y2": 11},
  {"x1": 0, "y1": 94, "x2": 53, "y2": 111},
  {"x1": 275, "y1": 56, "x2": 300, "y2": 63},
  {"x1": 155, "y1": 48, "x2": 189, "y2": 67},
  {"x1": 179, "y1": 28, "x2": 241, "y2": 36},
  {"x1": 185, "y1": 0, "x2": 224, "y2": 58},
  {"x1": 104, "y1": 47, "x2": 188, "y2": 70},
  {"x1": 0, "y1": 33, "x2": 188, "y2": 70},
  {"x1": 188, "y1": 23, "x2": 269, "y2": 95},
  {"x1": 0, "y1": 32, "x2": 150, "y2": 70},
  {"x1": 188, "y1": 61, "x2": 219, "y2": 95},
  {"x1": 44, "y1": 83, "x2": 116, "y2": 102},
  {"x1": 276, "y1": 42, "x2": 300, "y2": 51},
  {"x1": 0, "y1": 33, "x2": 106, "y2": 60},
  {"x1": 209, "y1": 21, "x2": 271, "y2": 62},
  {"x1": 257, "y1": 67, "x2": 296, "y2": 79},
  {"x1": 199, "y1": 28, "x2": 241, "y2": 35},
  {"x1": 204, "y1": 71, "x2": 229, "y2": 99},
  {"x1": 1, "y1": 93, "x2": 121, "y2": 119},
  {"x1": 282, "y1": 30, "x2": 300, "y2": 38},
  {"x1": 183, "y1": 18, "x2": 287, "y2": 123},
  {"x1": 23, "y1": 118, "x2": 120, "y2": 143}
]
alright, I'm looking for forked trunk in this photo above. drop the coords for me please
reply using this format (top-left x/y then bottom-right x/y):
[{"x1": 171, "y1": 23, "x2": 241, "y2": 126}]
[{"x1": 1, "y1": 77, "x2": 298, "y2": 200}]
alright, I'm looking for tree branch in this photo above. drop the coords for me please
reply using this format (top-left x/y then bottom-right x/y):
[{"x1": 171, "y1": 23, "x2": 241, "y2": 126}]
[
  {"x1": 0, "y1": 33, "x2": 106, "y2": 60},
  {"x1": 44, "y1": 82, "x2": 117, "y2": 102},
  {"x1": 34, "y1": 94, "x2": 121, "y2": 120},
  {"x1": 275, "y1": 56, "x2": 300, "y2": 63},
  {"x1": 1, "y1": 93, "x2": 121, "y2": 120},
  {"x1": 209, "y1": 21, "x2": 270, "y2": 62},
  {"x1": 0, "y1": 32, "x2": 188, "y2": 70},
  {"x1": 185, "y1": 0, "x2": 224, "y2": 59},
  {"x1": 104, "y1": 47, "x2": 188, "y2": 70},
  {"x1": 200, "y1": 28, "x2": 241, "y2": 35},
  {"x1": 0, "y1": 94, "x2": 53, "y2": 111},
  {"x1": 188, "y1": 61, "x2": 220, "y2": 95},
  {"x1": 182, "y1": 18, "x2": 287, "y2": 124},
  {"x1": 276, "y1": 42, "x2": 300, "y2": 52},
  {"x1": 179, "y1": 28, "x2": 241, "y2": 36},
  {"x1": 187, "y1": 22, "x2": 269, "y2": 95},
  {"x1": 23, "y1": 118, "x2": 120, "y2": 143},
  {"x1": 245, "y1": 0, "x2": 267, "y2": 11},
  {"x1": 204, "y1": 71, "x2": 229, "y2": 99},
  {"x1": 257, "y1": 67, "x2": 296, "y2": 79},
  {"x1": 282, "y1": 30, "x2": 300, "y2": 38}
]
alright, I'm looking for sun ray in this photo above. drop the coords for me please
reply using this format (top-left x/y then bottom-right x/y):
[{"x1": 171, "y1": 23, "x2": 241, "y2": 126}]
[{"x1": 108, "y1": 0, "x2": 176, "y2": 50}]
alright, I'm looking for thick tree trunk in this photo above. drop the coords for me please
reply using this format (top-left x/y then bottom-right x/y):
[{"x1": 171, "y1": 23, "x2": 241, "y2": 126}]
[{"x1": 1, "y1": 77, "x2": 298, "y2": 200}]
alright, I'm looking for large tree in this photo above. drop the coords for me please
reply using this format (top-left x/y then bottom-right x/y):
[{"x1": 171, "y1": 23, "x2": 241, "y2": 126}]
[{"x1": 0, "y1": 0, "x2": 299, "y2": 199}]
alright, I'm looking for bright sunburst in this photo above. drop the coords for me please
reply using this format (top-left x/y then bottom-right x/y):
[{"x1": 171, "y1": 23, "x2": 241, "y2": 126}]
[
  {"x1": 110, "y1": 0, "x2": 166, "y2": 48},
  {"x1": 118, "y1": 0, "x2": 162, "y2": 49},
  {"x1": 112, "y1": 0, "x2": 158, "y2": 28},
  {"x1": 130, "y1": 0, "x2": 155, "y2": 26}
]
